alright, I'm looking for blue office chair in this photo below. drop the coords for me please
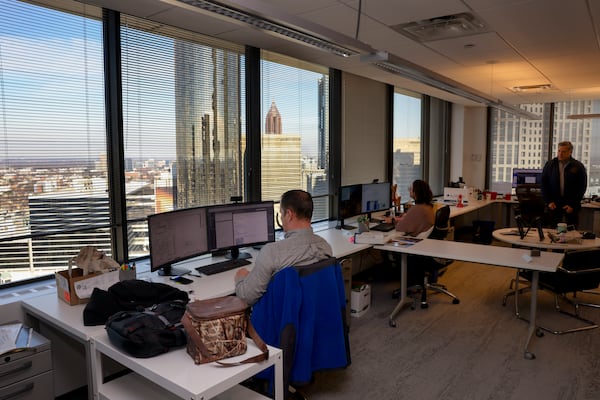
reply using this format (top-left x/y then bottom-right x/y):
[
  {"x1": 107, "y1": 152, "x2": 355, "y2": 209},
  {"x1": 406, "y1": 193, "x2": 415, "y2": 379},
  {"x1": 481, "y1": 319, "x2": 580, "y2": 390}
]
[{"x1": 250, "y1": 257, "x2": 350, "y2": 398}]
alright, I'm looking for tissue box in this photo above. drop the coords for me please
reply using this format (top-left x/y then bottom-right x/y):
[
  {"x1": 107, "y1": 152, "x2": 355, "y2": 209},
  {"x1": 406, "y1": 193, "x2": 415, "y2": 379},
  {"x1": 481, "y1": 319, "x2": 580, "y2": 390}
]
[
  {"x1": 55, "y1": 268, "x2": 119, "y2": 305},
  {"x1": 351, "y1": 283, "x2": 371, "y2": 318}
]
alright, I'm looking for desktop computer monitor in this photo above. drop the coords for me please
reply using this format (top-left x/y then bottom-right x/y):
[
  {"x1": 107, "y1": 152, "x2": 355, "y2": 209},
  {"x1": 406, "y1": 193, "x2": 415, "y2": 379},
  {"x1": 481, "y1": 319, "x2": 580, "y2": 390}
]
[
  {"x1": 206, "y1": 201, "x2": 275, "y2": 260},
  {"x1": 512, "y1": 168, "x2": 542, "y2": 188},
  {"x1": 337, "y1": 184, "x2": 362, "y2": 229},
  {"x1": 361, "y1": 181, "x2": 391, "y2": 217},
  {"x1": 147, "y1": 206, "x2": 210, "y2": 276}
]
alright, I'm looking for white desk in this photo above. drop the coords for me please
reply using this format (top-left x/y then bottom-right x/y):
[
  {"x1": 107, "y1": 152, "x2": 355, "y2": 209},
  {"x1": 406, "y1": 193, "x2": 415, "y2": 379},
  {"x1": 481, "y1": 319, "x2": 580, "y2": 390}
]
[
  {"x1": 375, "y1": 238, "x2": 564, "y2": 359},
  {"x1": 22, "y1": 294, "x2": 105, "y2": 400},
  {"x1": 92, "y1": 332, "x2": 283, "y2": 400},
  {"x1": 492, "y1": 227, "x2": 600, "y2": 250}
]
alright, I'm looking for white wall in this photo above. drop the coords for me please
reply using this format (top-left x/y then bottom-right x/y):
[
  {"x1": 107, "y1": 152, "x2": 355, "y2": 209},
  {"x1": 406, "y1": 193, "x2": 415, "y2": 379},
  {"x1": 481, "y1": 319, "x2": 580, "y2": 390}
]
[
  {"x1": 451, "y1": 105, "x2": 488, "y2": 191},
  {"x1": 341, "y1": 72, "x2": 388, "y2": 185}
]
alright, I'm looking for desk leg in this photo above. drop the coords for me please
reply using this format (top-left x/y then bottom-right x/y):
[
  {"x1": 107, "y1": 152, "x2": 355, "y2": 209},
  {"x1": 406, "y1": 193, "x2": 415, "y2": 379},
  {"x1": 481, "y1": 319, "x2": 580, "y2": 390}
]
[
  {"x1": 523, "y1": 271, "x2": 539, "y2": 360},
  {"x1": 273, "y1": 351, "x2": 284, "y2": 400},
  {"x1": 389, "y1": 253, "x2": 414, "y2": 327}
]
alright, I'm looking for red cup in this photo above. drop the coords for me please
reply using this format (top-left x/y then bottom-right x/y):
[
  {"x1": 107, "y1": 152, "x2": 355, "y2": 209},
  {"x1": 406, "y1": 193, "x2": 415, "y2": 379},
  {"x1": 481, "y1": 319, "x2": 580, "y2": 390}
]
[
  {"x1": 504, "y1": 193, "x2": 511, "y2": 201},
  {"x1": 490, "y1": 192, "x2": 497, "y2": 200}
]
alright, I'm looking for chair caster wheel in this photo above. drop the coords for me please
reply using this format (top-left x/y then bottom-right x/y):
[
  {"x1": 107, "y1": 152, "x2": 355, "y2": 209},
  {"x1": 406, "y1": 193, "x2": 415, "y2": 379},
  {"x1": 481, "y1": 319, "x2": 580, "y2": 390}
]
[
  {"x1": 420, "y1": 303, "x2": 429, "y2": 309},
  {"x1": 524, "y1": 351, "x2": 536, "y2": 360},
  {"x1": 452, "y1": 299, "x2": 460, "y2": 304},
  {"x1": 389, "y1": 320, "x2": 397, "y2": 328},
  {"x1": 536, "y1": 328, "x2": 544, "y2": 337}
]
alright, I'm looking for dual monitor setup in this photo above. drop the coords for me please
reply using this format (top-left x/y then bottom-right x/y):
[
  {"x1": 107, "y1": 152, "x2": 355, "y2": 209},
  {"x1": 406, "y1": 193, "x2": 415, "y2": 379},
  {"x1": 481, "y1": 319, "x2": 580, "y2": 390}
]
[
  {"x1": 337, "y1": 181, "x2": 391, "y2": 230},
  {"x1": 147, "y1": 201, "x2": 275, "y2": 276}
]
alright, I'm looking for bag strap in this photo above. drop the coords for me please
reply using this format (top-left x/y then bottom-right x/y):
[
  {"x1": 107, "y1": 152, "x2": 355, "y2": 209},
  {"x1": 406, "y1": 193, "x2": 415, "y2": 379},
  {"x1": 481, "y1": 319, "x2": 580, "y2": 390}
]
[{"x1": 182, "y1": 313, "x2": 269, "y2": 366}]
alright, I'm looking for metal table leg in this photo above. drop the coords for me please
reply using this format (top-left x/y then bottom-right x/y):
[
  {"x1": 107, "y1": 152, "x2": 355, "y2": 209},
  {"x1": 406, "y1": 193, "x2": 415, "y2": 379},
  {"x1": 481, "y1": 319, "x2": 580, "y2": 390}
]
[{"x1": 389, "y1": 253, "x2": 414, "y2": 327}]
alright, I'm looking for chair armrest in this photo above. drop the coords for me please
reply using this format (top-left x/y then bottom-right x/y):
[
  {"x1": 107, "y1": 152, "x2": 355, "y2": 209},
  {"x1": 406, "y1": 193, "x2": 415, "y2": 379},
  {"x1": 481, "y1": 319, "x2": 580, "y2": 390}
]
[{"x1": 557, "y1": 265, "x2": 600, "y2": 274}]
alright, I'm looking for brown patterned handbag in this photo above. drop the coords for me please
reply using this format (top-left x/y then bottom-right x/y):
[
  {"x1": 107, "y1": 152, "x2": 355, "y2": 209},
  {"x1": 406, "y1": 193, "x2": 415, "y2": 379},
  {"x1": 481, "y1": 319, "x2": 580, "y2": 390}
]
[{"x1": 182, "y1": 296, "x2": 268, "y2": 365}]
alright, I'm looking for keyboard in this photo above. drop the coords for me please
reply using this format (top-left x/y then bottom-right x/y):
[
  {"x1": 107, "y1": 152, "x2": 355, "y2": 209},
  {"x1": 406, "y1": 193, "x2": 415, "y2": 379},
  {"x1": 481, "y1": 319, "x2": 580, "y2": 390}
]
[
  {"x1": 196, "y1": 258, "x2": 251, "y2": 275},
  {"x1": 370, "y1": 222, "x2": 395, "y2": 232}
]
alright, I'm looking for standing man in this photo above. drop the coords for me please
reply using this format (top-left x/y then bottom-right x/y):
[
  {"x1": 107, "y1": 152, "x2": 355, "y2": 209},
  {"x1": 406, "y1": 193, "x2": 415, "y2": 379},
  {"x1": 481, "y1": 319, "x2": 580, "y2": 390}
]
[
  {"x1": 541, "y1": 141, "x2": 587, "y2": 227},
  {"x1": 234, "y1": 190, "x2": 332, "y2": 306}
]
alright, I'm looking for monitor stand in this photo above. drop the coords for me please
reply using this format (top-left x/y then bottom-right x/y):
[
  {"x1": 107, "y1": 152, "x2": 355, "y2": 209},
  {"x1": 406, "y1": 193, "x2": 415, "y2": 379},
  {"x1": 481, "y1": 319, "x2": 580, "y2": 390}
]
[
  {"x1": 226, "y1": 247, "x2": 252, "y2": 260},
  {"x1": 335, "y1": 218, "x2": 356, "y2": 230},
  {"x1": 158, "y1": 265, "x2": 191, "y2": 277}
]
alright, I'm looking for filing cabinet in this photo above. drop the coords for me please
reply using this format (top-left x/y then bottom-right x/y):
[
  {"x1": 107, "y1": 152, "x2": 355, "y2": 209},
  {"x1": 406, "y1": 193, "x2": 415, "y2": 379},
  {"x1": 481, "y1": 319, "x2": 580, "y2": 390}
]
[{"x1": 0, "y1": 325, "x2": 53, "y2": 400}]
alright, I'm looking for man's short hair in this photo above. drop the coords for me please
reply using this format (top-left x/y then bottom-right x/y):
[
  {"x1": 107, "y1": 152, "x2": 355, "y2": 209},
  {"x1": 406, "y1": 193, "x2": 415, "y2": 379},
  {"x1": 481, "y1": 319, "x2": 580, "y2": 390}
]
[
  {"x1": 281, "y1": 190, "x2": 313, "y2": 220},
  {"x1": 558, "y1": 141, "x2": 573, "y2": 151}
]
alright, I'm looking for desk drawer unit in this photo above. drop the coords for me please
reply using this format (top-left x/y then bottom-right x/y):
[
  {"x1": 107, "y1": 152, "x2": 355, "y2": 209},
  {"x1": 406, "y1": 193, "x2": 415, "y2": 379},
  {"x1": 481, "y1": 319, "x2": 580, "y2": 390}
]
[{"x1": 0, "y1": 327, "x2": 53, "y2": 400}]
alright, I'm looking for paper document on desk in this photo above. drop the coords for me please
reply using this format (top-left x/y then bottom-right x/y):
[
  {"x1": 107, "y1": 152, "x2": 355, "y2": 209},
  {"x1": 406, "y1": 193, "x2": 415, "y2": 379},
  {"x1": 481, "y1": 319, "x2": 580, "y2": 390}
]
[{"x1": 354, "y1": 231, "x2": 387, "y2": 244}]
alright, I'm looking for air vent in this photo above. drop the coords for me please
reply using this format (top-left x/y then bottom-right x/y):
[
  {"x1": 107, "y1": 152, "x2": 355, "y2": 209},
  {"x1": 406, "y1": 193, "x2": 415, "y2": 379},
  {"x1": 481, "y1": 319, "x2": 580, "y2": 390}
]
[{"x1": 391, "y1": 12, "x2": 488, "y2": 42}]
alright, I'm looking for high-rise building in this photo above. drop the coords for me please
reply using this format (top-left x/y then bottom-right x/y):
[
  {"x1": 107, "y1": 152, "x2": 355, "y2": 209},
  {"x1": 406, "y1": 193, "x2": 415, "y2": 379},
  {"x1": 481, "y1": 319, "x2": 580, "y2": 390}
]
[
  {"x1": 261, "y1": 134, "x2": 302, "y2": 201},
  {"x1": 265, "y1": 101, "x2": 282, "y2": 135},
  {"x1": 174, "y1": 44, "x2": 243, "y2": 208},
  {"x1": 318, "y1": 76, "x2": 329, "y2": 171},
  {"x1": 490, "y1": 101, "x2": 598, "y2": 194}
]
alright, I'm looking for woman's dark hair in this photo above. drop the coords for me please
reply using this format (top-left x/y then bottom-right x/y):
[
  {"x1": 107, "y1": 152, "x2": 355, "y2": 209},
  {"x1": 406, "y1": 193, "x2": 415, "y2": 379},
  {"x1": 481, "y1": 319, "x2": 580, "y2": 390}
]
[
  {"x1": 411, "y1": 180, "x2": 433, "y2": 205},
  {"x1": 280, "y1": 190, "x2": 313, "y2": 220}
]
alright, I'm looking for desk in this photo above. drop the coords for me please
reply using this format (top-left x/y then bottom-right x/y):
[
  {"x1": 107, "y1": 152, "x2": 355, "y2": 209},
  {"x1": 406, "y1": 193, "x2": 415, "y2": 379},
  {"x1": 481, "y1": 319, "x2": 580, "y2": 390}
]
[
  {"x1": 375, "y1": 238, "x2": 564, "y2": 359},
  {"x1": 92, "y1": 332, "x2": 282, "y2": 400},
  {"x1": 492, "y1": 227, "x2": 600, "y2": 250},
  {"x1": 22, "y1": 294, "x2": 105, "y2": 400}
]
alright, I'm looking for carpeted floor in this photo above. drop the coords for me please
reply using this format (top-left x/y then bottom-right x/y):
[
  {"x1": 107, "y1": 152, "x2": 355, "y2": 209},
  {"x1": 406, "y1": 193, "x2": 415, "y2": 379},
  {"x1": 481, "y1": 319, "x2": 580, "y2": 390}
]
[{"x1": 300, "y1": 258, "x2": 600, "y2": 400}]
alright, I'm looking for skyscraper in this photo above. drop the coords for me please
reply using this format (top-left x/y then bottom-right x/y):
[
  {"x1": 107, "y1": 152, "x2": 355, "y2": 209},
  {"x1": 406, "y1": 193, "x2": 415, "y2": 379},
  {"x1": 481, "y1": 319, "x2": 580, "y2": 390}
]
[{"x1": 174, "y1": 43, "x2": 243, "y2": 208}]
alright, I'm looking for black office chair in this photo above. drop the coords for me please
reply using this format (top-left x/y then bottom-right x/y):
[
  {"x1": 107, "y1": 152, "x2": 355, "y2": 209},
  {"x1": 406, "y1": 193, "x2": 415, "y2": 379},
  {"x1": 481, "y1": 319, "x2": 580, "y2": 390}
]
[
  {"x1": 514, "y1": 183, "x2": 547, "y2": 230},
  {"x1": 514, "y1": 249, "x2": 600, "y2": 335},
  {"x1": 394, "y1": 205, "x2": 461, "y2": 309}
]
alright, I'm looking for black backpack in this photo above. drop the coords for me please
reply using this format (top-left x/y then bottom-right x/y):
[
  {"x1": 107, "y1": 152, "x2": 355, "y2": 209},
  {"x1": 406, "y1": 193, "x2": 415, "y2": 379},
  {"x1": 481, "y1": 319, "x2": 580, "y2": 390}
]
[{"x1": 105, "y1": 300, "x2": 188, "y2": 358}]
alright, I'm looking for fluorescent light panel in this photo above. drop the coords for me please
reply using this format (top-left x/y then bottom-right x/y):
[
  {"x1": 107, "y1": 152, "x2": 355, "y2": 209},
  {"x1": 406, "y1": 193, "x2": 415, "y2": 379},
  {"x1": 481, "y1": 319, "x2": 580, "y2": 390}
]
[
  {"x1": 175, "y1": 0, "x2": 358, "y2": 57},
  {"x1": 567, "y1": 114, "x2": 600, "y2": 119},
  {"x1": 373, "y1": 61, "x2": 540, "y2": 120}
]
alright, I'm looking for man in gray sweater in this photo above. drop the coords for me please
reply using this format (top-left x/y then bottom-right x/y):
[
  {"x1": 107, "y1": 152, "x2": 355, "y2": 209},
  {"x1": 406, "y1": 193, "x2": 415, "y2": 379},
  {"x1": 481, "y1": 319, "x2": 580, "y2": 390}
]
[{"x1": 234, "y1": 190, "x2": 333, "y2": 306}]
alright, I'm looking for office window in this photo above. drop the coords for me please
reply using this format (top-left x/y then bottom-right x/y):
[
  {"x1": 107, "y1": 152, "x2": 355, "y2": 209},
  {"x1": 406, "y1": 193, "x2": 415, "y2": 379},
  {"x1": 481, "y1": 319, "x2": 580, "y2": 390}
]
[
  {"x1": 0, "y1": 0, "x2": 106, "y2": 285},
  {"x1": 260, "y1": 51, "x2": 330, "y2": 221},
  {"x1": 392, "y1": 90, "x2": 422, "y2": 200},
  {"x1": 488, "y1": 104, "x2": 548, "y2": 191},
  {"x1": 120, "y1": 16, "x2": 245, "y2": 258},
  {"x1": 553, "y1": 100, "x2": 600, "y2": 196},
  {"x1": 489, "y1": 100, "x2": 599, "y2": 195}
]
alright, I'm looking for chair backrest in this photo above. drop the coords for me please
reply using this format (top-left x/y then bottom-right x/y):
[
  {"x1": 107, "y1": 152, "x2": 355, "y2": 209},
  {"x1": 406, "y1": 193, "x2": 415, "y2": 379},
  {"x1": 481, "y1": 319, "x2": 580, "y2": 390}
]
[
  {"x1": 430, "y1": 205, "x2": 451, "y2": 240},
  {"x1": 541, "y1": 249, "x2": 600, "y2": 293},
  {"x1": 515, "y1": 184, "x2": 546, "y2": 225},
  {"x1": 251, "y1": 257, "x2": 350, "y2": 388}
]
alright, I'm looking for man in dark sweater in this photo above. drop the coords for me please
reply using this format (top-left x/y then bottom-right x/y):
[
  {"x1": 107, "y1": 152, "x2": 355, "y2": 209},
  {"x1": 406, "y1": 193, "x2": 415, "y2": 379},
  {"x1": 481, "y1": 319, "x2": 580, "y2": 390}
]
[{"x1": 541, "y1": 141, "x2": 587, "y2": 227}]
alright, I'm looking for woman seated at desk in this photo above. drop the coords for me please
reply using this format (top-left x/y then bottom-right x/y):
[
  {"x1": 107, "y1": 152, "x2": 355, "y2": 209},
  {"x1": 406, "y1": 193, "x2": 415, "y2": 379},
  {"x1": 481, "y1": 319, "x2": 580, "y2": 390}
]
[{"x1": 385, "y1": 179, "x2": 434, "y2": 236}]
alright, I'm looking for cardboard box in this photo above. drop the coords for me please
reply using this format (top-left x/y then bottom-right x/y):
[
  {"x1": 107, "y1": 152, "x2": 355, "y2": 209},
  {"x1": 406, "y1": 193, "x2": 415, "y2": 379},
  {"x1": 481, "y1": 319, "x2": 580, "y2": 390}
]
[
  {"x1": 351, "y1": 283, "x2": 371, "y2": 318},
  {"x1": 55, "y1": 268, "x2": 119, "y2": 305}
]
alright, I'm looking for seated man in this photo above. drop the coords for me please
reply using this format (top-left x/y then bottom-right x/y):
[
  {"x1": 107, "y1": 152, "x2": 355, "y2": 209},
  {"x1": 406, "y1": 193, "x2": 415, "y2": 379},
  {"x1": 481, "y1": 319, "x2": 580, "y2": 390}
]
[{"x1": 234, "y1": 189, "x2": 333, "y2": 306}]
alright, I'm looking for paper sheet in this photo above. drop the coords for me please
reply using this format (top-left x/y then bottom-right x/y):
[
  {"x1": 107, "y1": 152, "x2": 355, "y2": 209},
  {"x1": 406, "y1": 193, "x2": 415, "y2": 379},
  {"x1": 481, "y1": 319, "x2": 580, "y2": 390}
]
[{"x1": 0, "y1": 322, "x2": 23, "y2": 355}]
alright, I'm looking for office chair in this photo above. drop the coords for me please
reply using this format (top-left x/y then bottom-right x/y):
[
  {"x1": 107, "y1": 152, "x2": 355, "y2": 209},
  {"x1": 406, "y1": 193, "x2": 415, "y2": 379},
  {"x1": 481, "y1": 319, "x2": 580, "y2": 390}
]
[
  {"x1": 250, "y1": 257, "x2": 350, "y2": 399},
  {"x1": 514, "y1": 183, "x2": 547, "y2": 230},
  {"x1": 513, "y1": 249, "x2": 600, "y2": 335},
  {"x1": 392, "y1": 205, "x2": 460, "y2": 309}
]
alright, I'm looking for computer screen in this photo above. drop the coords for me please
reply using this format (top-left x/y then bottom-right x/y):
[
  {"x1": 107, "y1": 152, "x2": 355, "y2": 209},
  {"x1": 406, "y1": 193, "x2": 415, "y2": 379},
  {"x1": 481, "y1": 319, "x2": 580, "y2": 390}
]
[
  {"x1": 361, "y1": 182, "x2": 391, "y2": 214},
  {"x1": 147, "y1": 206, "x2": 209, "y2": 276},
  {"x1": 206, "y1": 201, "x2": 275, "y2": 260},
  {"x1": 337, "y1": 184, "x2": 362, "y2": 229},
  {"x1": 512, "y1": 168, "x2": 543, "y2": 188}
]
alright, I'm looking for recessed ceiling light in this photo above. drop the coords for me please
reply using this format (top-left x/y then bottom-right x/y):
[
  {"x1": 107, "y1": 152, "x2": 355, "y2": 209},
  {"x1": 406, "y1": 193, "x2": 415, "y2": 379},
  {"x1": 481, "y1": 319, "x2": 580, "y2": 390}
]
[{"x1": 511, "y1": 84, "x2": 552, "y2": 93}]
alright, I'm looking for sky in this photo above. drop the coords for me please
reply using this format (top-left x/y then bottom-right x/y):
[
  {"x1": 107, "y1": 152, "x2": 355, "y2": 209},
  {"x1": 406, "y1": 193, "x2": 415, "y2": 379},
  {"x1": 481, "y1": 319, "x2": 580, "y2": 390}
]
[{"x1": 0, "y1": 0, "x2": 420, "y2": 162}]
